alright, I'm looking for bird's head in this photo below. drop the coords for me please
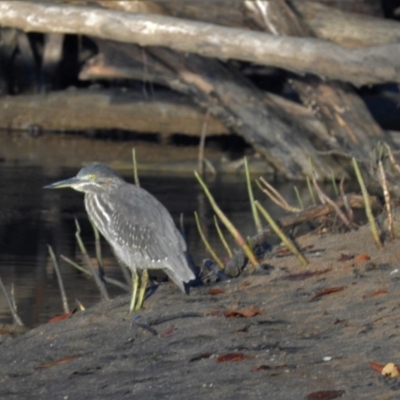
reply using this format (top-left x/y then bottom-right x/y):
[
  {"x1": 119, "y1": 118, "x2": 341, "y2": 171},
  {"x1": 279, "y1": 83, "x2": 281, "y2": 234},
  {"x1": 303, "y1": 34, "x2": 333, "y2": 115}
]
[{"x1": 44, "y1": 163, "x2": 124, "y2": 194}]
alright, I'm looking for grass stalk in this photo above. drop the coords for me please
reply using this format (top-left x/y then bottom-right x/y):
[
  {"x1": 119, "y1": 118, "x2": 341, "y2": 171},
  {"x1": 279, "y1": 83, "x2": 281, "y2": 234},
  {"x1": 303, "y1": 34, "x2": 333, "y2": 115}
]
[
  {"x1": 352, "y1": 158, "x2": 383, "y2": 249},
  {"x1": 384, "y1": 143, "x2": 400, "y2": 174},
  {"x1": 257, "y1": 177, "x2": 300, "y2": 212},
  {"x1": 214, "y1": 215, "x2": 233, "y2": 258},
  {"x1": 244, "y1": 157, "x2": 262, "y2": 233},
  {"x1": 75, "y1": 218, "x2": 110, "y2": 300},
  {"x1": 0, "y1": 274, "x2": 24, "y2": 326},
  {"x1": 90, "y1": 221, "x2": 105, "y2": 281},
  {"x1": 61, "y1": 255, "x2": 130, "y2": 291},
  {"x1": 197, "y1": 109, "x2": 210, "y2": 174},
  {"x1": 75, "y1": 298, "x2": 85, "y2": 311},
  {"x1": 293, "y1": 186, "x2": 304, "y2": 210},
  {"x1": 312, "y1": 175, "x2": 351, "y2": 228},
  {"x1": 331, "y1": 170, "x2": 339, "y2": 196},
  {"x1": 132, "y1": 147, "x2": 140, "y2": 186},
  {"x1": 194, "y1": 212, "x2": 225, "y2": 270},
  {"x1": 378, "y1": 159, "x2": 394, "y2": 241},
  {"x1": 10, "y1": 284, "x2": 17, "y2": 313},
  {"x1": 306, "y1": 176, "x2": 316, "y2": 205},
  {"x1": 48, "y1": 245, "x2": 69, "y2": 313},
  {"x1": 255, "y1": 201, "x2": 308, "y2": 266},
  {"x1": 339, "y1": 176, "x2": 354, "y2": 223},
  {"x1": 194, "y1": 171, "x2": 259, "y2": 270}
]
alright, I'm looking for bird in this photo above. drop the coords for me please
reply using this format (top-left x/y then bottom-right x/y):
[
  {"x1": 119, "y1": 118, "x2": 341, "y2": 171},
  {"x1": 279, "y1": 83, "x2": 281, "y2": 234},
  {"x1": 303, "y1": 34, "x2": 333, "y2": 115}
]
[{"x1": 44, "y1": 163, "x2": 195, "y2": 311}]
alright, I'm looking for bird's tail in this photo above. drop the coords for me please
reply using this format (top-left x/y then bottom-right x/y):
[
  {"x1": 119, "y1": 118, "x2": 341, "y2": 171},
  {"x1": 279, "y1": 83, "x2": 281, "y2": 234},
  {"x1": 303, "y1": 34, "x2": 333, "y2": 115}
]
[{"x1": 165, "y1": 254, "x2": 195, "y2": 293}]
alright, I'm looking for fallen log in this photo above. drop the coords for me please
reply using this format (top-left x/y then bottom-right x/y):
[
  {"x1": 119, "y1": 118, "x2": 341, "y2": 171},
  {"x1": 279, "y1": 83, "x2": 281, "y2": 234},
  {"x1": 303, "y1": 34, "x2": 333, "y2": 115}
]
[
  {"x1": 292, "y1": 2, "x2": 400, "y2": 48},
  {"x1": 0, "y1": 1, "x2": 399, "y2": 86},
  {"x1": 80, "y1": 39, "x2": 333, "y2": 145},
  {"x1": 158, "y1": 0, "x2": 400, "y2": 49},
  {"x1": 80, "y1": 39, "x2": 338, "y2": 179},
  {"x1": 245, "y1": 0, "x2": 390, "y2": 169},
  {"x1": 149, "y1": 47, "x2": 339, "y2": 180}
]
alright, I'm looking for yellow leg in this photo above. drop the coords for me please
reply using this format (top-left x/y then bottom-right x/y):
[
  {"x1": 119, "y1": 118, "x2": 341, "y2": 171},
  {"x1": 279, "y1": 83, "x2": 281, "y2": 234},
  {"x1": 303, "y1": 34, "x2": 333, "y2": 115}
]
[
  {"x1": 129, "y1": 269, "x2": 139, "y2": 313},
  {"x1": 135, "y1": 269, "x2": 148, "y2": 311}
]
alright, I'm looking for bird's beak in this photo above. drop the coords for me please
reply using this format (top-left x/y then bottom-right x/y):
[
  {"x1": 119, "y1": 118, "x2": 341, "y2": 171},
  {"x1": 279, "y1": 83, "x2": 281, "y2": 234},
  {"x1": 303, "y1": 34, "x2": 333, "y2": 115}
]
[{"x1": 43, "y1": 177, "x2": 80, "y2": 189}]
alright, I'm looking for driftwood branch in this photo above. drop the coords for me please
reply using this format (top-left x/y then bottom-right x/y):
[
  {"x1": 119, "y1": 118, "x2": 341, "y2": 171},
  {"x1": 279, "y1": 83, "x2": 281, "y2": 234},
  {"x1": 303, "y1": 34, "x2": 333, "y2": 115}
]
[
  {"x1": 251, "y1": 193, "x2": 381, "y2": 246},
  {"x1": 292, "y1": 2, "x2": 400, "y2": 48},
  {"x1": 245, "y1": 0, "x2": 389, "y2": 169},
  {"x1": 0, "y1": 2, "x2": 399, "y2": 86},
  {"x1": 80, "y1": 39, "x2": 339, "y2": 179},
  {"x1": 158, "y1": 0, "x2": 400, "y2": 49}
]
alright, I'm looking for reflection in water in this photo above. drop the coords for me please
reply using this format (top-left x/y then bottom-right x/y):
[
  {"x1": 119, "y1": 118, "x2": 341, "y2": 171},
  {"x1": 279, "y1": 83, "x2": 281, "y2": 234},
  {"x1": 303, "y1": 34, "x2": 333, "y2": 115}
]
[{"x1": 0, "y1": 164, "x2": 316, "y2": 327}]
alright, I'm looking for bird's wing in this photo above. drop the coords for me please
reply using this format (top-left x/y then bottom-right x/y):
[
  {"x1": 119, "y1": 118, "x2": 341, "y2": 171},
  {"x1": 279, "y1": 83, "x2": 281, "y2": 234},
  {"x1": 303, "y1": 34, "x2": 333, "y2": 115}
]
[{"x1": 103, "y1": 185, "x2": 193, "y2": 284}]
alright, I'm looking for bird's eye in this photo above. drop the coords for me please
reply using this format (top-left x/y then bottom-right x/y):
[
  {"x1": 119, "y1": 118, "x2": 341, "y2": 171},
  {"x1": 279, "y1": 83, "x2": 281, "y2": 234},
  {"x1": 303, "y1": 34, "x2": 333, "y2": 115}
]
[{"x1": 84, "y1": 174, "x2": 96, "y2": 180}]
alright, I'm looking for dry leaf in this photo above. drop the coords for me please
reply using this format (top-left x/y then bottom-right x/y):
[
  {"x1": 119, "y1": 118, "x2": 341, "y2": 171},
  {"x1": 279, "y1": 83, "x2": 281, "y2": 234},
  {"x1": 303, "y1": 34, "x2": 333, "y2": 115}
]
[
  {"x1": 159, "y1": 325, "x2": 174, "y2": 338},
  {"x1": 382, "y1": 362, "x2": 400, "y2": 377},
  {"x1": 284, "y1": 268, "x2": 331, "y2": 281},
  {"x1": 338, "y1": 254, "x2": 354, "y2": 261},
  {"x1": 216, "y1": 353, "x2": 252, "y2": 363},
  {"x1": 363, "y1": 289, "x2": 388, "y2": 299},
  {"x1": 310, "y1": 287, "x2": 346, "y2": 302},
  {"x1": 355, "y1": 253, "x2": 370, "y2": 261},
  {"x1": 275, "y1": 247, "x2": 291, "y2": 256},
  {"x1": 48, "y1": 311, "x2": 73, "y2": 323},
  {"x1": 35, "y1": 354, "x2": 82, "y2": 369},
  {"x1": 252, "y1": 365, "x2": 272, "y2": 372},
  {"x1": 369, "y1": 360, "x2": 384, "y2": 374},
  {"x1": 225, "y1": 306, "x2": 264, "y2": 318},
  {"x1": 240, "y1": 281, "x2": 250, "y2": 289},
  {"x1": 208, "y1": 288, "x2": 225, "y2": 295},
  {"x1": 306, "y1": 390, "x2": 345, "y2": 400}
]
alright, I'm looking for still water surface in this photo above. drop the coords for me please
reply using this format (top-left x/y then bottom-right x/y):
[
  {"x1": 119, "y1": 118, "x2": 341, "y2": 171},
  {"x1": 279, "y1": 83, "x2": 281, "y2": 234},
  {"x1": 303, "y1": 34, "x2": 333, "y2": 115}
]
[{"x1": 0, "y1": 164, "x2": 314, "y2": 327}]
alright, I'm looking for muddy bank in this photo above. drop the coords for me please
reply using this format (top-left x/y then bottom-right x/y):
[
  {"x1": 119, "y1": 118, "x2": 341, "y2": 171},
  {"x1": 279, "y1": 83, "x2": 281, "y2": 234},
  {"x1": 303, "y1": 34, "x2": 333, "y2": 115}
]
[{"x1": 1, "y1": 225, "x2": 400, "y2": 399}]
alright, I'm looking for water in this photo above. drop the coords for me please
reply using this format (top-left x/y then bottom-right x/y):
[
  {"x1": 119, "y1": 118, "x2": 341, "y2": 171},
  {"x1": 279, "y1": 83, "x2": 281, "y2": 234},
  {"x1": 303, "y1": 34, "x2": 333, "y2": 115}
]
[{"x1": 0, "y1": 163, "x2": 314, "y2": 327}]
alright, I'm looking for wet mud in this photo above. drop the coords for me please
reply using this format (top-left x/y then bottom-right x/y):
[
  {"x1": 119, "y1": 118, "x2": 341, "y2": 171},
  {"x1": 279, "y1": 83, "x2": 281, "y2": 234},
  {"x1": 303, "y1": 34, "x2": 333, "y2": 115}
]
[{"x1": 1, "y1": 225, "x2": 400, "y2": 399}]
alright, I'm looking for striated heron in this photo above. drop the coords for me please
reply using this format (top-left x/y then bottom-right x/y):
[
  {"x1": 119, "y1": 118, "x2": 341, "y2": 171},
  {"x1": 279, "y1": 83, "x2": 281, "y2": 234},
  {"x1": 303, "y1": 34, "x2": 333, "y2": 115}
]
[{"x1": 44, "y1": 163, "x2": 195, "y2": 311}]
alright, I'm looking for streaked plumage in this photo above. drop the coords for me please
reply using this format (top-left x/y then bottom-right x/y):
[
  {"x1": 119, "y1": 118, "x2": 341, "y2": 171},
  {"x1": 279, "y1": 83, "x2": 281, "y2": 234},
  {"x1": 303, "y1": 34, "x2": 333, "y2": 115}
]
[{"x1": 45, "y1": 163, "x2": 195, "y2": 309}]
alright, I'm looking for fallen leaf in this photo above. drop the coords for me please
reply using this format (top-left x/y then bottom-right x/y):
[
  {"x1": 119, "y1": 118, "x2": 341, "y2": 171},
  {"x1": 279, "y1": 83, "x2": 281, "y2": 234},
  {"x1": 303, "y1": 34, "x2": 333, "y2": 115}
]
[
  {"x1": 382, "y1": 362, "x2": 400, "y2": 377},
  {"x1": 240, "y1": 281, "x2": 250, "y2": 289},
  {"x1": 309, "y1": 287, "x2": 346, "y2": 302},
  {"x1": 190, "y1": 352, "x2": 213, "y2": 362},
  {"x1": 225, "y1": 306, "x2": 264, "y2": 318},
  {"x1": 252, "y1": 365, "x2": 271, "y2": 372},
  {"x1": 159, "y1": 325, "x2": 174, "y2": 337},
  {"x1": 363, "y1": 289, "x2": 388, "y2": 299},
  {"x1": 355, "y1": 253, "x2": 370, "y2": 261},
  {"x1": 35, "y1": 354, "x2": 82, "y2": 369},
  {"x1": 369, "y1": 360, "x2": 384, "y2": 374},
  {"x1": 48, "y1": 311, "x2": 73, "y2": 323},
  {"x1": 208, "y1": 288, "x2": 225, "y2": 295},
  {"x1": 344, "y1": 323, "x2": 360, "y2": 329},
  {"x1": 277, "y1": 245, "x2": 314, "y2": 256},
  {"x1": 306, "y1": 390, "x2": 345, "y2": 400},
  {"x1": 216, "y1": 353, "x2": 253, "y2": 363},
  {"x1": 284, "y1": 268, "x2": 332, "y2": 281},
  {"x1": 338, "y1": 254, "x2": 354, "y2": 261},
  {"x1": 275, "y1": 247, "x2": 291, "y2": 256}
]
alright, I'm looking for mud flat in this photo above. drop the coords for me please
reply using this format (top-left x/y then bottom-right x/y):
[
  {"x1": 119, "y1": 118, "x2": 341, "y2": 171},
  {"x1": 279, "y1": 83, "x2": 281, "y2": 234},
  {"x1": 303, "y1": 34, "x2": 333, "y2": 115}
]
[{"x1": 1, "y1": 224, "x2": 400, "y2": 399}]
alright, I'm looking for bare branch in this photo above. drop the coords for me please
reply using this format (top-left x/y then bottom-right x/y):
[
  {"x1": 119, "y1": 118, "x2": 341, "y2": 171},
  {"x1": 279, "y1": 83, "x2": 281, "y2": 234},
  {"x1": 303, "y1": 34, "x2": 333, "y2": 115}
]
[{"x1": 0, "y1": 1, "x2": 399, "y2": 86}]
